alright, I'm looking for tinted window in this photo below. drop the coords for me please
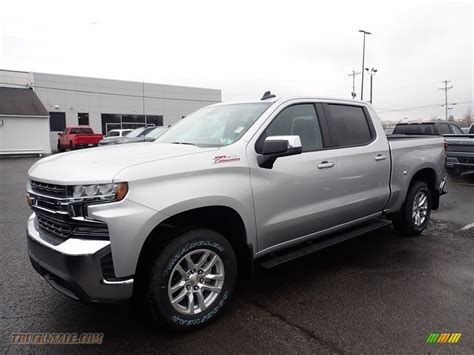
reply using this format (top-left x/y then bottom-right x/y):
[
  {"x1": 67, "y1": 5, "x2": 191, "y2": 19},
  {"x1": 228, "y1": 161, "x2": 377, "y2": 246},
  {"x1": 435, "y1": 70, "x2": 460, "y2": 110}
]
[
  {"x1": 451, "y1": 124, "x2": 463, "y2": 134},
  {"x1": 437, "y1": 123, "x2": 451, "y2": 135},
  {"x1": 470, "y1": 126, "x2": 474, "y2": 134},
  {"x1": 393, "y1": 124, "x2": 433, "y2": 135},
  {"x1": 49, "y1": 112, "x2": 66, "y2": 131},
  {"x1": 70, "y1": 127, "x2": 93, "y2": 134},
  {"x1": 327, "y1": 105, "x2": 372, "y2": 146},
  {"x1": 258, "y1": 104, "x2": 323, "y2": 153}
]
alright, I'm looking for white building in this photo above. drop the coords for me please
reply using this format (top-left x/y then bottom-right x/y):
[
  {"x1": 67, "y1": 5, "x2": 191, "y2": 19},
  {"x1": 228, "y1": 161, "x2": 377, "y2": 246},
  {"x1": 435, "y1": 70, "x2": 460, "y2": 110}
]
[
  {"x1": 0, "y1": 69, "x2": 221, "y2": 154},
  {"x1": 0, "y1": 87, "x2": 51, "y2": 155}
]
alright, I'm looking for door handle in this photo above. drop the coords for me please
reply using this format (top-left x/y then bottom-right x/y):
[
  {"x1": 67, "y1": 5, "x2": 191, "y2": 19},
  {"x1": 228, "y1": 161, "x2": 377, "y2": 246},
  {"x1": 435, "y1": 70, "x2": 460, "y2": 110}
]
[
  {"x1": 375, "y1": 154, "x2": 387, "y2": 161},
  {"x1": 317, "y1": 161, "x2": 335, "y2": 169}
]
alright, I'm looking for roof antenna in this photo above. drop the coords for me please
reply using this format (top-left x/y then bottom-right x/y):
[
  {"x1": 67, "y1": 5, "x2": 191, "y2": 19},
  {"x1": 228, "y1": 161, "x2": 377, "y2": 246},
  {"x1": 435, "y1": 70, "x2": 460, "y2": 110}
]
[{"x1": 261, "y1": 91, "x2": 276, "y2": 100}]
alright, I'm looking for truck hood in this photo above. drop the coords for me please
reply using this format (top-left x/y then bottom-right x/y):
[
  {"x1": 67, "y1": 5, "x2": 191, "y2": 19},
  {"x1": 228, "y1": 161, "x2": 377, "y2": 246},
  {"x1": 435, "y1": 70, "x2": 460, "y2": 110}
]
[{"x1": 28, "y1": 143, "x2": 218, "y2": 185}]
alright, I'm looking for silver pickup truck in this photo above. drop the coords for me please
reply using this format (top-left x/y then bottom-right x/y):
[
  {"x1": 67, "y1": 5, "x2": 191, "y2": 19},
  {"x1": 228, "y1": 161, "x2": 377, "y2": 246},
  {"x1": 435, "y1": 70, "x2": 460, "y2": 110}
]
[{"x1": 26, "y1": 95, "x2": 447, "y2": 330}]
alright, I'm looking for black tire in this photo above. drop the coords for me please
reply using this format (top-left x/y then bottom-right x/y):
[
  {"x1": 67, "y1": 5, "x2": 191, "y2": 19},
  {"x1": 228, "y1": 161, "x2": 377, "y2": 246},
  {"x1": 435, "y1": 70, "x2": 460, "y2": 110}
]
[
  {"x1": 69, "y1": 141, "x2": 74, "y2": 150},
  {"x1": 57, "y1": 142, "x2": 64, "y2": 152},
  {"x1": 145, "y1": 229, "x2": 237, "y2": 331},
  {"x1": 392, "y1": 181, "x2": 431, "y2": 236}
]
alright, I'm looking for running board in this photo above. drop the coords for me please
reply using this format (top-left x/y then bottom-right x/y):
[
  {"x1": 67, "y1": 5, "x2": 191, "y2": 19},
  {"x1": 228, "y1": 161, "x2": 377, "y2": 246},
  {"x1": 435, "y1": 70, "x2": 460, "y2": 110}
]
[{"x1": 258, "y1": 218, "x2": 392, "y2": 269}]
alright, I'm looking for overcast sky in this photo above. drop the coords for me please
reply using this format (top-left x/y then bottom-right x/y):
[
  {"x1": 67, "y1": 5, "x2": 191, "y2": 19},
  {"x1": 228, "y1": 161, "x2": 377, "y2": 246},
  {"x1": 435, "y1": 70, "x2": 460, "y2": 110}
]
[{"x1": 0, "y1": 0, "x2": 472, "y2": 122}]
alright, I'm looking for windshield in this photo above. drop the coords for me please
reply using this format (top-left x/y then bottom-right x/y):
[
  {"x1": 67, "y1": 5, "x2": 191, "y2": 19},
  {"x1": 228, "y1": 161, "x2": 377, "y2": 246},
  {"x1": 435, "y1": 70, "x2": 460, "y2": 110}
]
[
  {"x1": 146, "y1": 127, "x2": 169, "y2": 140},
  {"x1": 126, "y1": 127, "x2": 147, "y2": 138},
  {"x1": 157, "y1": 103, "x2": 272, "y2": 147}
]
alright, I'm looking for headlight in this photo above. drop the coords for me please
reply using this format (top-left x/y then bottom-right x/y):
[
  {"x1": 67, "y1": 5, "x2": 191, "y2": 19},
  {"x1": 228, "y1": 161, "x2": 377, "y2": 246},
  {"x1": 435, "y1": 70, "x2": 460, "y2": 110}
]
[{"x1": 72, "y1": 182, "x2": 128, "y2": 201}]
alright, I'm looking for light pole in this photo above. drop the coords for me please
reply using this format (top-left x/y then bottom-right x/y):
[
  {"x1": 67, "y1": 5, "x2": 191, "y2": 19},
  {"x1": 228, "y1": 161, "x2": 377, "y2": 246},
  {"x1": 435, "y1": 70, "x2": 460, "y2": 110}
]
[
  {"x1": 442, "y1": 102, "x2": 457, "y2": 121},
  {"x1": 365, "y1": 68, "x2": 378, "y2": 104},
  {"x1": 359, "y1": 29, "x2": 371, "y2": 101},
  {"x1": 348, "y1": 70, "x2": 361, "y2": 99}
]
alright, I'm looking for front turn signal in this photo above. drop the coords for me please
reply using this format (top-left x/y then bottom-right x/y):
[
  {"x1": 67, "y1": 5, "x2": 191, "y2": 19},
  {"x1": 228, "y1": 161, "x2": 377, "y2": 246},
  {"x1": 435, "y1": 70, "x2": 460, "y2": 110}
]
[{"x1": 115, "y1": 182, "x2": 129, "y2": 201}]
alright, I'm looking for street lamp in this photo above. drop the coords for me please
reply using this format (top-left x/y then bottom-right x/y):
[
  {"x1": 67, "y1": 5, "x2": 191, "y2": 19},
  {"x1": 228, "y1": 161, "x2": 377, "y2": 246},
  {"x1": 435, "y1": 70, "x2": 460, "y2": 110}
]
[
  {"x1": 365, "y1": 68, "x2": 378, "y2": 104},
  {"x1": 359, "y1": 30, "x2": 372, "y2": 101},
  {"x1": 442, "y1": 102, "x2": 457, "y2": 121}
]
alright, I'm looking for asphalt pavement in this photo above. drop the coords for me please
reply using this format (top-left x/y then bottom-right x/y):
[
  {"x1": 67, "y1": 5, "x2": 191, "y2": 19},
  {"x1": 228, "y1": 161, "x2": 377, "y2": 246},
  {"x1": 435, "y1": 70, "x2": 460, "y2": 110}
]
[{"x1": 1, "y1": 158, "x2": 473, "y2": 354}]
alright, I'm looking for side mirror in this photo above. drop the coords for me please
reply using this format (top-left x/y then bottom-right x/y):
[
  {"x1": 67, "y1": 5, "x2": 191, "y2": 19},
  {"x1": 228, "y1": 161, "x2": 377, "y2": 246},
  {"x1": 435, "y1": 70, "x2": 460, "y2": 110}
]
[
  {"x1": 257, "y1": 135, "x2": 302, "y2": 169},
  {"x1": 57, "y1": 133, "x2": 62, "y2": 136}
]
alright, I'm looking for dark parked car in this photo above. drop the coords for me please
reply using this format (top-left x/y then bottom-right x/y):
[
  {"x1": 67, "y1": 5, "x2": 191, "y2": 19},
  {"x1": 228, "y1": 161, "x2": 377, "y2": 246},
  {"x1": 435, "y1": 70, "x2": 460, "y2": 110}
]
[
  {"x1": 393, "y1": 122, "x2": 474, "y2": 174},
  {"x1": 393, "y1": 121, "x2": 464, "y2": 135}
]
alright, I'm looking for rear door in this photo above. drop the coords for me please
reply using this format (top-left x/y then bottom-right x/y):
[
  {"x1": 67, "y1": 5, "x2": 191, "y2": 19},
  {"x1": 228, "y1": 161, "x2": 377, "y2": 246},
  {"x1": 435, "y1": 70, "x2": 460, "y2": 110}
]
[{"x1": 320, "y1": 103, "x2": 391, "y2": 225}]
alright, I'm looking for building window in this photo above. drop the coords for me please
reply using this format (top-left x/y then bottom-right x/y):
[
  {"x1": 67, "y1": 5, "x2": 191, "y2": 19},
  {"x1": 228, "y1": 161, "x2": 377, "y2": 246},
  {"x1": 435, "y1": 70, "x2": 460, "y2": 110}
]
[
  {"x1": 78, "y1": 113, "x2": 89, "y2": 125},
  {"x1": 101, "y1": 113, "x2": 163, "y2": 133},
  {"x1": 122, "y1": 114, "x2": 145, "y2": 130},
  {"x1": 49, "y1": 112, "x2": 66, "y2": 132},
  {"x1": 146, "y1": 115, "x2": 163, "y2": 127},
  {"x1": 101, "y1": 114, "x2": 121, "y2": 134}
]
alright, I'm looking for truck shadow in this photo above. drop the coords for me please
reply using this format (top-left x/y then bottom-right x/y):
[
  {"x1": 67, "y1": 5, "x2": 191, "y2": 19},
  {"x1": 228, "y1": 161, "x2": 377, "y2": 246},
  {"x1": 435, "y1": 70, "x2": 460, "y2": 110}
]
[{"x1": 35, "y1": 224, "x2": 424, "y2": 346}]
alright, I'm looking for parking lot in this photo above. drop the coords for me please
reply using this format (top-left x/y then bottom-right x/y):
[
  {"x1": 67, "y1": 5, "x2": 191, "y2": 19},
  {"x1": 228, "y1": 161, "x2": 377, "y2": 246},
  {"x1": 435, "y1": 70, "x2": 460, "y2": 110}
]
[{"x1": 1, "y1": 157, "x2": 473, "y2": 354}]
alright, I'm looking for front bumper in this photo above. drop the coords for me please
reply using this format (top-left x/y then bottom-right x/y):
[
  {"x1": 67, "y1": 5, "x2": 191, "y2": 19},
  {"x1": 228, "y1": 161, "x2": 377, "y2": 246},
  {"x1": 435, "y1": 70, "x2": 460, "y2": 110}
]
[{"x1": 27, "y1": 213, "x2": 133, "y2": 303}]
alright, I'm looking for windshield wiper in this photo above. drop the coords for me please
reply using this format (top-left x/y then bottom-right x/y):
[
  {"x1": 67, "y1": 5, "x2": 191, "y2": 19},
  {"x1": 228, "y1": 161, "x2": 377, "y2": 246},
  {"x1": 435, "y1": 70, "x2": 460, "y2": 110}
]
[{"x1": 170, "y1": 141, "x2": 197, "y2": 146}]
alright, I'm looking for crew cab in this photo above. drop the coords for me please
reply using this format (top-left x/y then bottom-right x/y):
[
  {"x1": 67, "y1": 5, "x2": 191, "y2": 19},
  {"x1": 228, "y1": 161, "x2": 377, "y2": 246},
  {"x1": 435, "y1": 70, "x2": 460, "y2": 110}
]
[
  {"x1": 57, "y1": 126, "x2": 103, "y2": 152},
  {"x1": 27, "y1": 95, "x2": 447, "y2": 330},
  {"x1": 393, "y1": 121, "x2": 474, "y2": 174}
]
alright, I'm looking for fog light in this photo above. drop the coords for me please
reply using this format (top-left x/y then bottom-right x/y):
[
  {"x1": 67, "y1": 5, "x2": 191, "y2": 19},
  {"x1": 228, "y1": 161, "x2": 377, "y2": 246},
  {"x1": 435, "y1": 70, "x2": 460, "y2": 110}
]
[{"x1": 26, "y1": 195, "x2": 34, "y2": 207}]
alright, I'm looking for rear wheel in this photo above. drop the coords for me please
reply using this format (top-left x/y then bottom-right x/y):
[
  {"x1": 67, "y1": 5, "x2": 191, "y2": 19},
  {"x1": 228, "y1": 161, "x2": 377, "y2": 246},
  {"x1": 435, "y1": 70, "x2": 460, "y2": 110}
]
[
  {"x1": 145, "y1": 229, "x2": 237, "y2": 330},
  {"x1": 392, "y1": 181, "x2": 431, "y2": 236}
]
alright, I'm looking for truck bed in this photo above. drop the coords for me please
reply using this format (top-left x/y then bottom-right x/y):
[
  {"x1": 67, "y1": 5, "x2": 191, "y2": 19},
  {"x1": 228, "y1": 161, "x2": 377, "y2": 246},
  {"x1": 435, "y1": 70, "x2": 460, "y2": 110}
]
[{"x1": 385, "y1": 134, "x2": 445, "y2": 213}]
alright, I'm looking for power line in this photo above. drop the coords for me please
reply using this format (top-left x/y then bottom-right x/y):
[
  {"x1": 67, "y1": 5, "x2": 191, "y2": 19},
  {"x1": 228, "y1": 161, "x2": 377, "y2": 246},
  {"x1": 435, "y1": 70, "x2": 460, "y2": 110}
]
[{"x1": 376, "y1": 100, "x2": 473, "y2": 113}]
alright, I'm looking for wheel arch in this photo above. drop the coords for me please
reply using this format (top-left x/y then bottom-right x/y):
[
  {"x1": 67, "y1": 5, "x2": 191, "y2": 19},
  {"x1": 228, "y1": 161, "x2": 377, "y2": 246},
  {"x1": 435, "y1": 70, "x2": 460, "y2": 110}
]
[
  {"x1": 409, "y1": 167, "x2": 439, "y2": 210},
  {"x1": 134, "y1": 205, "x2": 254, "y2": 293}
]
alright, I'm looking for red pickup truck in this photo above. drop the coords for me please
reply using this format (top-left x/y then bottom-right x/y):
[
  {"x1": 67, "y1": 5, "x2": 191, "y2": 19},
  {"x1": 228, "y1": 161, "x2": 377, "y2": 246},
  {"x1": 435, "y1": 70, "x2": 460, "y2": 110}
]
[{"x1": 57, "y1": 126, "x2": 103, "y2": 152}]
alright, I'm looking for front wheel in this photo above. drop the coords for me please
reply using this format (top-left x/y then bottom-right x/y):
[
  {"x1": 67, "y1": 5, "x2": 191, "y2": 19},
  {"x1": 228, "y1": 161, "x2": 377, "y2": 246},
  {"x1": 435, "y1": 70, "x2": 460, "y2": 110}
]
[
  {"x1": 392, "y1": 181, "x2": 431, "y2": 236},
  {"x1": 145, "y1": 229, "x2": 237, "y2": 330}
]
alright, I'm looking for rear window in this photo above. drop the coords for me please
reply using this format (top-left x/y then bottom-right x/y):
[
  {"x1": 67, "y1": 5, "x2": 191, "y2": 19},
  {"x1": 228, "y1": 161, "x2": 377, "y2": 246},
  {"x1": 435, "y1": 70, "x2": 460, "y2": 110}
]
[
  {"x1": 393, "y1": 124, "x2": 435, "y2": 135},
  {"x1": 437, "y1": 123, "x2": 451, "y2": 135},
  {"x1": 326, "y1": 104, "x2": 372, "y2": 146},
  {"x1": 70, "y1": 127, "x2": 94, "y2": 134}
]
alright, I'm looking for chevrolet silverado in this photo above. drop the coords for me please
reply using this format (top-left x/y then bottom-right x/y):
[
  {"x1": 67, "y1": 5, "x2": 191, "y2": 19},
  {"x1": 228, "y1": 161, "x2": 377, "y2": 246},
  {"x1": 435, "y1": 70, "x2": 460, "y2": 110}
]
[{"x1": 27, "y1": 95, "x2": 447, "y2": 330}]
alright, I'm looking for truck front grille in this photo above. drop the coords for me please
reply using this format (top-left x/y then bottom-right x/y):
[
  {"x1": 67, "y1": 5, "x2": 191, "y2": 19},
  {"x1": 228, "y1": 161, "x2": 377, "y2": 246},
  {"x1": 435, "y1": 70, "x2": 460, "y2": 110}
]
[
  {"x1": 31, "y1": 180, "x2": 69, "y2": 198},
  {"x1": 36, "y1": 213, "x2": 109, "y2": 241},
  {"x1": 37, "y1": 213, "x2": 71, "y2": 239}
]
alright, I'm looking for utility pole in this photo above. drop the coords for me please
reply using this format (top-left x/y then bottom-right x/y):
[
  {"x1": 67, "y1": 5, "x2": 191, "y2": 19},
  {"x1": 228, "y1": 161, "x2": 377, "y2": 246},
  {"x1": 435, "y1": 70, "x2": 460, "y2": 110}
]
[
  {"x1": 348, "y1": 70, "x2": 361, "y2": 99},
  {"x1": 143, "y1": 80, "x2": 146, "y2": 127},
  {"x1": 438, "y1": 80, "x2": 453, "y2": 121},
  {"x1": 365, "y1": 68, "x2": 378, "y2": 104},
  {"x1": 358, "y1": 30, "x2": 371, "y2": 101}
]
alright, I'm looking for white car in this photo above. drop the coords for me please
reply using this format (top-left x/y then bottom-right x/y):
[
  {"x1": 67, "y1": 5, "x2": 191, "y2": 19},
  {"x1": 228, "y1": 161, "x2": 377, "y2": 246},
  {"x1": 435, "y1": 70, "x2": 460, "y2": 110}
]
[{"x1": 104, "y1": 129, "x2": 133, "y2": 139}]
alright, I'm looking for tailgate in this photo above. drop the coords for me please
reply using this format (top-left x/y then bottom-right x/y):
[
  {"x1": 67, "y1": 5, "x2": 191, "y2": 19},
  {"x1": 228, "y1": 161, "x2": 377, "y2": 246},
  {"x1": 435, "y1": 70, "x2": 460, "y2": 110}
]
[{"x1": 75, "y1": 134, "x2": 103, "y2": 144}]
